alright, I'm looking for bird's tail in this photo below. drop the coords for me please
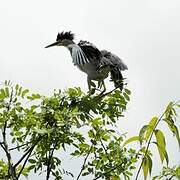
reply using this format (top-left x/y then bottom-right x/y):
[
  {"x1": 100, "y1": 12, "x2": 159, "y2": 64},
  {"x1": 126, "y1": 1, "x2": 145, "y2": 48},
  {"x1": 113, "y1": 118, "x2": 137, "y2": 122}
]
[{"x1": 110, "y1": 67, "x2": 124, "y2": 90}]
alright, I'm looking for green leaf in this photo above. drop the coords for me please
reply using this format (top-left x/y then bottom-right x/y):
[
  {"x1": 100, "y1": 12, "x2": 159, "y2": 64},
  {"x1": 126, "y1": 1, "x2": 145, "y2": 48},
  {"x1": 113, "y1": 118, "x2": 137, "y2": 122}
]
[
  {"x1": 142, "y1": 156, "x2": 149, "y2": 180},
  {"x1": 145, "y1": 117, "x2": 158, "y2": 141},
  {"x1": 28, "y1": 165, "x2": 36, "y2": 170},
  {"x1": 15, "y1": 84, "x2": 19, "y2": 92},
  {"x1": 164, "y1": 118, "x2": 180, "y2": 148},
  {"x1": 88, "y1": 130, "x2": 95, "y2": 138},
  {"x1": 0, "y1": 89, "x2": 6, "y2": 99},
  {"x1": 79, "y1": 143, "x2": 90, "y2": 151},
  {"x1": 123, "y1": 92, "x2": 130, "y2": 101},
  {"x1": 21, "y1": 89, "x2": 29, "y2": 98},
  {"x1": 102, "y1": 134, "x2": 110, "y2": 141},
  {"x1": 91, "y1": 118, "x2": 103, "y2": 126},
  {"x1": 34, "y1": 128, "x2": 50, "y2": 134},
  {"x1": 147, "y1": 156, "x2": 152, "y2": 176},
  {"x1": 5, "y1": 87, "x2": 9, "y2": 97},
  {"x1": 175, "y1": 166, "x2": 180, "y2": 178},
  {"x1": 18, "y1": 87, "x2": 22, "y2": 96},
  {"x1": 172, "y1": 125, "x2": 180, "y2": 148},
  {"x1": 82, "y1": 172, "x2": 90, "y2": 176},
  {"x1": 164, "y1": 149, "x2": 169, "y2": 165},
  {"x1": 4, "y1": 80, "x2": 11, "y2": 86},
  {"x1": 27, "y1": 93, "x2": 41, "y2": 100},
  {"x1": 123, "y1": 136, "x2": 140, "y2": 147},
  {"x1": 139, "y1": 125, "x2": 149, "y2": 144},
  {"x1": 124, "y1": 88, "x2": 131, "y2": 95},
  {"x1": 154, "y1": 129, "x2": 166, "y2": 163},
  {"x1": 28, "y1": 159, "x2": 36, "y2": 164},
  {"x1": 142, "y1": 155, "x2": 152, "y2": 179}
]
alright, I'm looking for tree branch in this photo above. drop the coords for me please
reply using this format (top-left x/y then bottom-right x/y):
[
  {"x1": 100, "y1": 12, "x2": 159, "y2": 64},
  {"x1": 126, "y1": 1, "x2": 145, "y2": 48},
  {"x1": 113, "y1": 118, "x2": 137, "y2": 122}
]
[
  {"x1": 9, "y1": 142, "x2": 32, "y2": 151},
  {"x1": 1, "y1": 88, "x2": 17, "y2": 180},
  {"x1": 98, "y1": 87, "x2": 119, "y2": 99},
  {"x1": 100, "y1": 139, "x2": 111, "y2": 162},
  {"x1": 46, "y1": 142, "x2": 58, "y2": 180},
  {"x1": 76, "y1": 145, "x2": 93, "y2": 180},
  {"x1": 15, "y1": 136, "x2": 42, "y2": 179},
  {"x1": 14, "y1": 136, "x2": 42, "y2": 168},
  {"x1": 16, "y1": 145, "x2": 35, "y2": 179},
  {"x1": 0, "y1": 142, "x2": 8, "y2": 154},
  {"x1": 93, "y1": 162, "x2": 124, "y2": 180}
]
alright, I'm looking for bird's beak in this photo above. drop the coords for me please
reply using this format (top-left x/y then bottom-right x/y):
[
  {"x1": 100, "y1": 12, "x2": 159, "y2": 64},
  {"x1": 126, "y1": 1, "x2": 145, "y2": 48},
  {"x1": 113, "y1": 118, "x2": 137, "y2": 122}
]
[{"x1": 45, "y1": 41, "x2": 61, "y2": 48}]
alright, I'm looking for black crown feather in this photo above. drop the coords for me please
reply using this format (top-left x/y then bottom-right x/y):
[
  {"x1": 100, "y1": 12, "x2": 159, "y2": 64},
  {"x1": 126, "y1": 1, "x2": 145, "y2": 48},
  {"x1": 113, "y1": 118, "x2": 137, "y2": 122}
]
[{"x1": 56, "y1": 31, "x2": 74, "y2": 41}]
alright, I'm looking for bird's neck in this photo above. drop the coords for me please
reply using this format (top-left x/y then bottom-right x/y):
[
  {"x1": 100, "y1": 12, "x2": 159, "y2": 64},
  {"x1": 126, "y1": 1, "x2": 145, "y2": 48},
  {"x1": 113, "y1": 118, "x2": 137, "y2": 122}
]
[{"x1": 66, "y1": 43, "x2": 77, "y2": 54}]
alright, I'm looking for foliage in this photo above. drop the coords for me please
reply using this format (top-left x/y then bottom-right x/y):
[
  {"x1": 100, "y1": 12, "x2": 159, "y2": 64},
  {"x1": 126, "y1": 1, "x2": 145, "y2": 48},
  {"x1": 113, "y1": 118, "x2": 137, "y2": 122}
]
[
  {"x1": 0, "y1": 81, "x2": 134, "y2": 180},
  {"x1": 153, "y1": 166, "x2": 180, "y2": 180},
  {"x1": 0, "y1": 80, "x2": 179, "y2": 180},
  {"x1": 124, "y1": 101, "x2": 180, "y2": 180}
]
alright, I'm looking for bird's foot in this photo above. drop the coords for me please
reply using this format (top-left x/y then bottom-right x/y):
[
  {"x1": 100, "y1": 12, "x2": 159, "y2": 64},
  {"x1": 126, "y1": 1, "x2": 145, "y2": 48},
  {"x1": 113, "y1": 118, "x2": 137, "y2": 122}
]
[
  {"x1": 88, "y1": 88, "x2": 104, "y2": 95},
  {"x1": 99, "y1": 89, "x2": 106, "y2": 96},
  {"x1": 88, "y1": 88, "x2": 96, "y2": 95}
]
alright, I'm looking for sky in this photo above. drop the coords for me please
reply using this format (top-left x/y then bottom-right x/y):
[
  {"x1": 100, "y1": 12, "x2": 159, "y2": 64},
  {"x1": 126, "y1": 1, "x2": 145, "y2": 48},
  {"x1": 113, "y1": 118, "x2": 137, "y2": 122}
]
[{"x1": 0, "y1": 0, "x2": 180, "y2": 179}]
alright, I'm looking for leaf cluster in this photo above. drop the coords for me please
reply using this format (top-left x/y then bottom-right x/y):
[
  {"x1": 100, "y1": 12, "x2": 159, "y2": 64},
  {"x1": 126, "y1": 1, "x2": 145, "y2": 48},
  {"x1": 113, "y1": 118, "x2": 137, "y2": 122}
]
[
  {"x1": 0, "y1": 81, "x2": 179, "y2": 180},
  {"x1": 0, "y1": 81, "x2": 135, "y2": 180},
  {"x1": 124, "y1": 101, "x2": 180, "y2": 180}
]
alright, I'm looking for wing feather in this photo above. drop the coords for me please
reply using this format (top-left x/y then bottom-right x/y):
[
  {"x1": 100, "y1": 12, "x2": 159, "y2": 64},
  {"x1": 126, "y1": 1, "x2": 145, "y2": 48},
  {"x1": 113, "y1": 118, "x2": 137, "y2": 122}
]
[
  {"x1": 77, "y1": 51, "x2": 82, "y2": 65},
  {"x1": 101, "y1": 50, "x2": 128, "y2": 71},
  {"x1": 71, "y1": 44, "x2": 90, "y2": 65},
  {"x1": 100, "y1": 50, "x2": 127, "y2": 90},
  {"x1": 78, "y1": 40, "x2": 101, "y2": 62}
]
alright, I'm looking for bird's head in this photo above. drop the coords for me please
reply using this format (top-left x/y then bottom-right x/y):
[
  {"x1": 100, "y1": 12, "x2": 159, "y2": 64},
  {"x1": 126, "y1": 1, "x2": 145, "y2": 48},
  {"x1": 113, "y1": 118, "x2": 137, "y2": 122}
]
[{"x1": 45, "y1": 31, "x2": 75, "y2": 48}]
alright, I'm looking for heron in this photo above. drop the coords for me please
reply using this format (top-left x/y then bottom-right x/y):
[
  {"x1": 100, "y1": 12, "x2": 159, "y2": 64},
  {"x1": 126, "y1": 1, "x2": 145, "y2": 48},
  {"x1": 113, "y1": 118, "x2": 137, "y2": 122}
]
[{"x1": 45, "y1": 31, "x2": 128, "y2": 93}]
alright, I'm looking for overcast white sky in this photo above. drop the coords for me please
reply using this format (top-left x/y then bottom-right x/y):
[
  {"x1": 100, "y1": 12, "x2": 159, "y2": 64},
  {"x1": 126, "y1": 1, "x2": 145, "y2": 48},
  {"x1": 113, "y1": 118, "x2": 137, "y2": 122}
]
[{"x1": 0, "y1": 0, "x2": 180, "y2": 179}]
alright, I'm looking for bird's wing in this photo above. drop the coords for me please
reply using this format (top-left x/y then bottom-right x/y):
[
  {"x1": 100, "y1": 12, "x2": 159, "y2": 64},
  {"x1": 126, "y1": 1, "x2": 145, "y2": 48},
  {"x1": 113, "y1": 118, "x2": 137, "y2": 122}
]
[
  {"x1": 100, "y1": 50, "x2": 128, "y2": 90},
  {"x1": 78, "y1": 40, "x2": 102, "y2": 62},
  {"x1": 101, "y1": 50, "x2": 128, "y2": 71}
]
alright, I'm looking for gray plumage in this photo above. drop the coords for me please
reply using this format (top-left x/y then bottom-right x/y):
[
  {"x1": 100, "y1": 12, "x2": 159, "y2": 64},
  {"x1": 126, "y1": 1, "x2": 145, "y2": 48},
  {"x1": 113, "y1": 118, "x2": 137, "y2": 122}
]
[{"x1": 45, "y1": 31, "x2": 128, "y2": 93}]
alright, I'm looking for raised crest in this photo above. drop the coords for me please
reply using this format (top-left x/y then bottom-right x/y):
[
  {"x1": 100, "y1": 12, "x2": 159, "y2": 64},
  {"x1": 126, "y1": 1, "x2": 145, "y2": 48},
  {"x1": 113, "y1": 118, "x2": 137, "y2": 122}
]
[{"x1": 56, "y1": 31, "x2": 74, "y2": 41}]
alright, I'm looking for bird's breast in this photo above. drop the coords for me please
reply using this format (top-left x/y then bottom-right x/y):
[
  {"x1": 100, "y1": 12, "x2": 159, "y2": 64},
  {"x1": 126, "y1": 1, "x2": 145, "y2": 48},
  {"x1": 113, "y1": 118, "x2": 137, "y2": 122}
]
[
  {"x1": 76, "y1": 63, "x2": 109, "y2": 80},
  {"x1": 77, "y1": 62, "x2": 98, "y2": 74}
]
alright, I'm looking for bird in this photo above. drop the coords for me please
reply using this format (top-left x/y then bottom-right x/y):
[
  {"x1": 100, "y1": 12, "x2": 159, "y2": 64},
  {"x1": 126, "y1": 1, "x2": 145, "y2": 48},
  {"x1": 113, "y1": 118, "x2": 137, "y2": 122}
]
[{"x1": 45, "y1": 31, "x2": 128, "y2": 93}]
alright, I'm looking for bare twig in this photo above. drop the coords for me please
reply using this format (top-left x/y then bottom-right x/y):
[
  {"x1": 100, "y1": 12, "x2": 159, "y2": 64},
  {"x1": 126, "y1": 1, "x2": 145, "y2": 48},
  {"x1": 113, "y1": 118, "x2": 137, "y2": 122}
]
[
  {"x1": 14, "y1": 136, "x2": 42, "y2": 168},
  {"x1": 15, "y1": 136, "x2": 42, "y2": 179},
  {"x1": 0, "y1": 142, "x2": 8, "y2": 154},
  {"x1": 100, "y1": 139, "x2": 111, "y2": 162},
  {"x1": 169, "y1": 175, "x2": 175, "y2": 180},
  {"x1": 98, "y1": 87, "x2": 119, "y2": 99},
  {"x1": 9, "y1": 142, "x2": 32, "y2": 151},
  {"x1": 76, "y1": 145, "x2": 93, "y2": 180},
  {"x1": 46, "y1": 142, "x2": 58, "y2": 180},
  {"x1": 93, "y1": 162, "x2": 124, "y2": 180},
  {"x1": 16, "y1": 145, "x2": 35, "y2": 179}
]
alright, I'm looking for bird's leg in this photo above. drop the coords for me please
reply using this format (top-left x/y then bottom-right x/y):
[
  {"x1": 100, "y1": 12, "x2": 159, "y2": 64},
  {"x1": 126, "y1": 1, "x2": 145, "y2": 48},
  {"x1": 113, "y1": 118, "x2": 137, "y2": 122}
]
[
  {"x1": 97, "y1": 81, "x2": 102, "y2": 89},
  {"x1": 97, "y1": 80, "x2": 106, "y2": 94},
  {"x1": 87, "y1": 77, "x2": 96, "y2": 95},
  {"x1": 87, "y1": 77, "x2": 91, "y2": 92},
  {"x1": 102, "y1": 81, "x2": 106, "y2": 93},
  {"x1": 99, "y1": 80, "x2": 106, "y2": 95}
]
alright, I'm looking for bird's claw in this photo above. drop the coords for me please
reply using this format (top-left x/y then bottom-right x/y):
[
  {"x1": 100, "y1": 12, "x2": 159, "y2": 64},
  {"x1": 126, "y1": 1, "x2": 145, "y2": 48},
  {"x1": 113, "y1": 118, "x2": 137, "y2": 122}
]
[
  {"x1": 99, "y1": 89, "x2": 106, "y2": 96},
  {"x1": 88, "y1": 88, "x2": 106, "y2": 96},
  {"x1": 88, "y1": 88, "x2": 96, "y2": 95}
]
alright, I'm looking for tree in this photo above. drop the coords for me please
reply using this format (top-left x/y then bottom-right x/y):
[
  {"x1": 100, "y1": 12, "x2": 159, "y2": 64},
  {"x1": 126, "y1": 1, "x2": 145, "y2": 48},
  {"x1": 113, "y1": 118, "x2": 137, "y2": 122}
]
[{"x1": 0, "y1": 80, "x2": 179, "y2": 180}]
